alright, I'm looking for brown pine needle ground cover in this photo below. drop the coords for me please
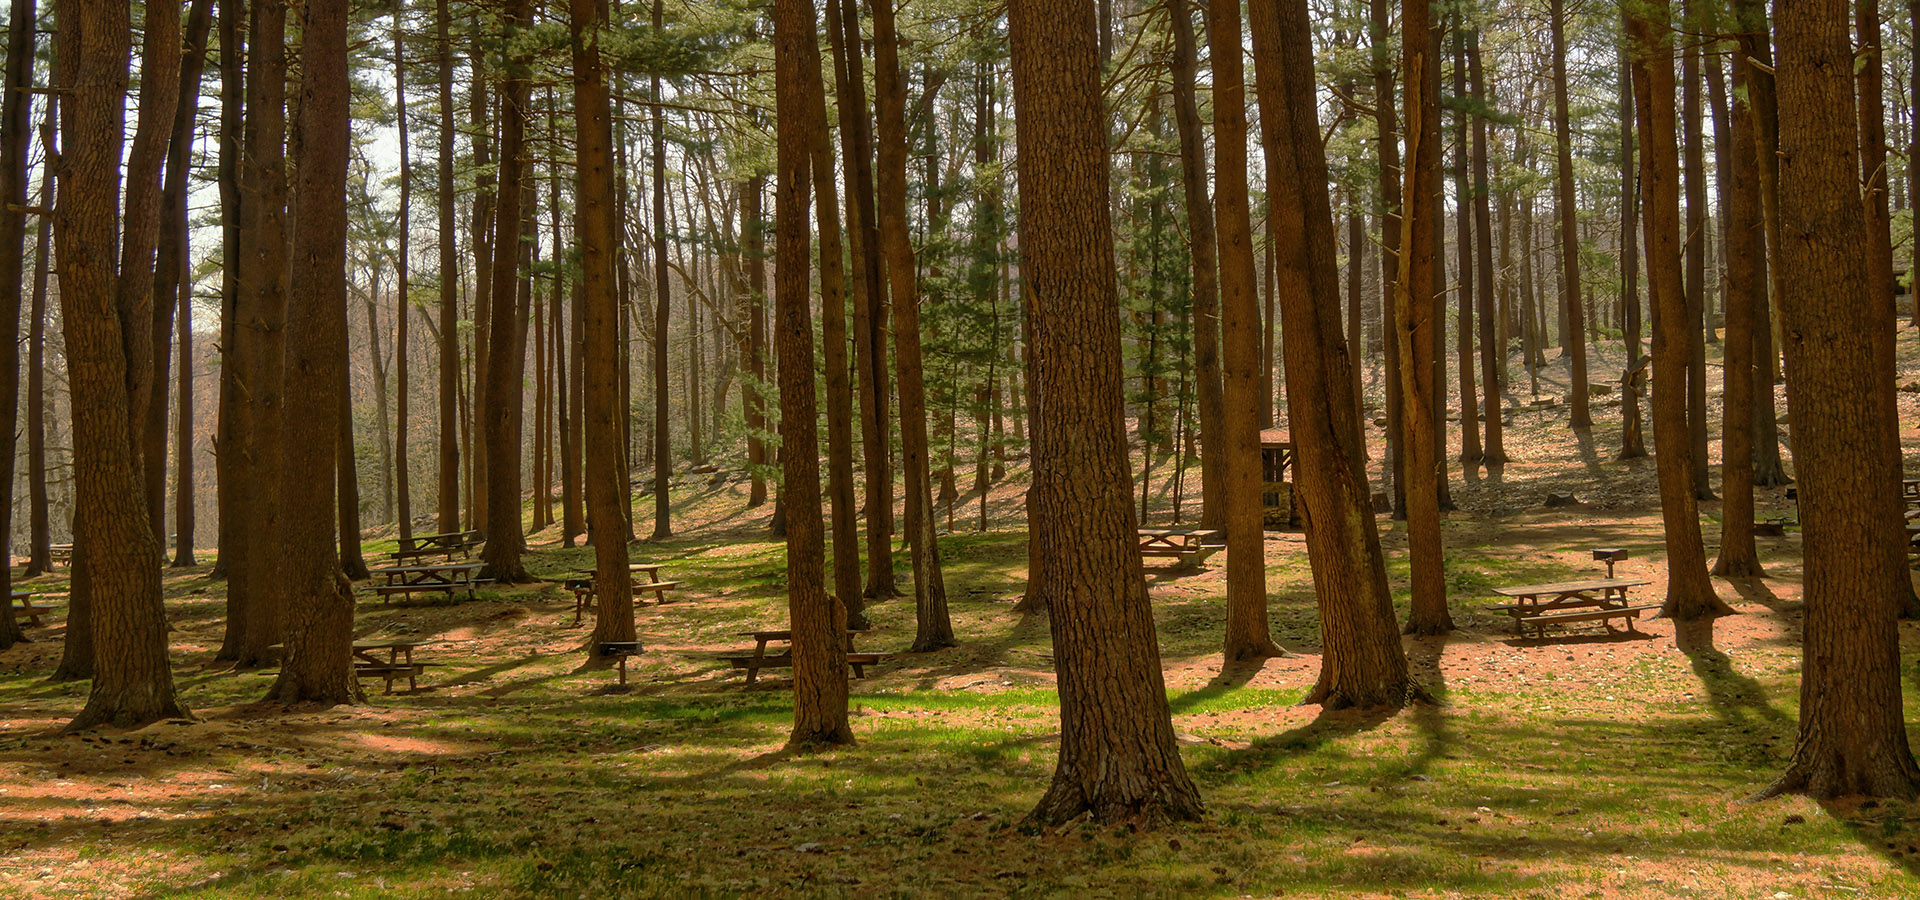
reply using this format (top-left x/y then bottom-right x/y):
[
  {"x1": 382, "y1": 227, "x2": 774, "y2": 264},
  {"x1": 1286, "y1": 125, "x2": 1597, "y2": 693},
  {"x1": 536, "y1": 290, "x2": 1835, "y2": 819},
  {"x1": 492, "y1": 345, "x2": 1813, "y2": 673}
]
[{"x1": 5, "y1": 335, "x2": 1920, "y2": 898}]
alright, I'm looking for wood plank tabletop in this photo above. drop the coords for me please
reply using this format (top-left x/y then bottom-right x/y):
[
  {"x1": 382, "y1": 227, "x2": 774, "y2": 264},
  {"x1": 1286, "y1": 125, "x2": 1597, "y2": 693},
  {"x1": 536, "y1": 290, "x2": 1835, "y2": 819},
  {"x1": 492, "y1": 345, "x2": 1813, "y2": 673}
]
[{"x1": 1493, "y1": 578, "x2": 1653, "y2": 597}]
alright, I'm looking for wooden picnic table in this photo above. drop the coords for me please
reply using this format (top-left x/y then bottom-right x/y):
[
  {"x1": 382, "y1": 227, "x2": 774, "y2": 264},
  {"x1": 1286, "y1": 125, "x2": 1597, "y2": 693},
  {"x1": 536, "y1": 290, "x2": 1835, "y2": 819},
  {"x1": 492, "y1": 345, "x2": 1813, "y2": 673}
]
[
  {"x1": 720, "y1": 629, "x2": 886, "y2": 685},
  {"x1": 391, "y1": 530, "x2": 484, "y2": 564},
  {"x1": 351, "y1": 639, "x2": 445, "y2": 693},
  {"x1": 368, "y1": 561, "x2": 488, "y2": 603},
  {"x1": 1489, "y1": 577, "x2": 1658, "y2": 639},
  {"x1": 9, "y1": 589, "x2": 51, "y2": 627},
  {"x1": 1137, "y1": 528, "x2": 1225, "y2": 566},
  {"x1": 1905, "y1": 479, "x2": 1920, "y2": 509},
  {"x1": 49, "y1": 543, "x2": 72, "y2": 567},
  {"x1": 566, "y1": 563, "x2": 683, "y2": 624}
]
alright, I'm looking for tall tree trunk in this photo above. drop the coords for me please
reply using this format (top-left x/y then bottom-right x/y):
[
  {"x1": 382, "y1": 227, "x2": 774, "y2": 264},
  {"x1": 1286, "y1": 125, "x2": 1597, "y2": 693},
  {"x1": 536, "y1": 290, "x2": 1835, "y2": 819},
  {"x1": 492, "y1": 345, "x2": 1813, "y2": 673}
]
[
  {"x1": 171, "y1": 216, "x2": 194, "y2": 566},
  {"x1": 1010, "y1": 0, "x2": 1203, "y2": 825},
  {"x1": 208, "y1": 0, "x2": 238, "y2": 579},
  {"x1": 466, "y1": 20, "x2": 493, "y2": 534},
  {"x1": 1253, "y1": 0, "x2": 1415, "y2": 708},
  {"x1": 1626, "y1": 0, "x2": 1735, "y2": 622},
  {"x1": 1549, "y1": 0, "x2": 1590, "y2": 428},
  {"x1": 1912, "y1": 0, "x2": 1920, "y2": 326},
  {"x1": 217, "y1": 0, "x2": 290, "y2": 667},
  {"x1": 1368, "y1": 0, "x2": 1404, "y2": 510},
  {"x1": 742, "y1": 177, "x2": 768, "y2": 508},
  {"x1": 1617, "y1": 40, "x2": 1647, "y2": 459},
  {"x1": 1712, "y1": 35, "x2": 1765, "y2": 579},
  {"x1": 871, "y1": 0, "x2": 953, "y2": 651},
  {"x1": 335, "y1": 352, "x2": 369, "y2": 579},
  {"x1": 1451, "y1": 15, "x2": 1480, "y2": 465},
  {"x1": 1467, "y1": 23, "x2": 1504, "y2": 465},
  {"x1": 1736, "y1": 0, "x2": 1791, "y2": 488},
  {"x1": 479, "y1": 0, "x2": 534, "y2": 582},
  {"x1": 365, "y1": 294, "x2": 395, "y2": 525},
  {"x1": 572, "y1": 0, "x2": 637, "y2": 655},
  {"x1": 24, "y1": 91, "x2": 52, "y2": 579},
  {"x1": 56, "y1": 0, "x2": 189, "y2": 729},
  {"x1": 116, "y1": 0, "x2": 181, "y2": 469},
  {"x1": 271, "y1": 0, "x2": 358, "y2": 706},
  {"x1": 1166, "y1": 0, "x2": 1225, "y2": 534},
  {"x1": 0, "y1": 0, "x2": 38, "y2": 649},
  {"x1": 435, "y1": 0, "x2": 460, "y2": 532},
  {"x1": 802, "y1": 3, "x2": 865, "y2": 633},
  {"x1": 144, "y1": 0, "x2": 214, "y2": 552},
  {"x1": 647, "y1": 0, "x2": 673, "y2": 540},
  {"x1": 392, "y1": 0, "x2": 413, "y2": 540},
  {"x1": 1681, "y1": 5, "x2": 1714, "y2": 500},
  {"x1": 824, "y1": 0, "x2": 897, "y2": 600},
  {"x1": 1397, "y1": 0, "x2": 1452, "y2": 636},
  {"x1": 1208, "y1": 0, "x2": 1283, "y2": 661},
  {"x1": 774, "y1": 0, "x2": 854, "y2": 745},
  {"x1": 1757, "y1": 0, "x2": 1920, "y2": 802}
]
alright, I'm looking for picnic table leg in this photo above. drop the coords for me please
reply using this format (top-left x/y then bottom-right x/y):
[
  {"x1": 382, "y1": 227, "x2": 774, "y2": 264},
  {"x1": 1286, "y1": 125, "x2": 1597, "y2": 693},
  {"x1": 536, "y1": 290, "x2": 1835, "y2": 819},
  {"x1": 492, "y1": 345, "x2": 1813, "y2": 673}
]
[{"x1": 746, "y1": 639, "x2": 769, "y2": 686}]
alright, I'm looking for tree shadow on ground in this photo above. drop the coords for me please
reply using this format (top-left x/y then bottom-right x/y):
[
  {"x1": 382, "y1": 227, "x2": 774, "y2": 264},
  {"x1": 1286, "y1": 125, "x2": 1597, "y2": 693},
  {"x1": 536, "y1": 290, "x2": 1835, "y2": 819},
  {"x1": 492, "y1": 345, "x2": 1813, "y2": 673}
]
[
  {"x1": 1403, "y1": 633, "x2": 1452, "y2": 777},
  {"x1": 1680, "y1": 617, "x2": 1920, "y2": 879},
  {"x1": 1166, "y1": 657, "x2": 1271, "y2": 716},
  {"x1": 1572, "y1": 427, "x2": 1602, "y2": 475},
  {"x1": 1201, "y1": 703, "x2": 1399, "y2": 779}
]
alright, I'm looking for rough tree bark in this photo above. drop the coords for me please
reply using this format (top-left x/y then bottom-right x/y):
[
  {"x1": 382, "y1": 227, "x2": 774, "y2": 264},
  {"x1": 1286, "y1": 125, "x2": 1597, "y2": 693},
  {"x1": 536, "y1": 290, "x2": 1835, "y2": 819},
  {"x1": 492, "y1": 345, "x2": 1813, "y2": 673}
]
[
  {"x1": 824, "y1": 0, "x2": 898, "y2": 600},
  {"x1": 801, "y1": 1, "x2": 866, "y2": 632},
  {"x1": 0, "y1": 0, "x2": 39, "y2": 650},
  {"x1": 1549, "y1": 0, "x2": 1589, "y2": 428},
  {"x1": 217, "y1": 0, "x2": 290, "y2": 667},
  {"x1": 56, "y1": 0, "x2": 189, "y2": 730},
  {"x1": 1617, "y1": 39, "x2": 1647, "y2": 460},
  {"x1": 871, "y1": 0, "x2": 953, "y2": 651},
  {"x1": 436, "y1": 0, "x2": 460, "y2": 532},
  {"x1": 1626, "y1": 0, "x2": 1735, "y2": 622},
  {"x1": 145, "y1": 0, "x2": 214, "y2": 553},
  {"x1": 270, "y1": 0, "x2": 359, "y2": 706},
  {"x1": 775, "y1": 0, "x2": 854, "y2": 746},
  {"x1": 479, "y1": 0, "x2": 535, "y2": 583},
  {"x1": 648, "y1": 0, "x2": 673, "y2": 541},
  {"x1": 1680, "y1": 7, "x2": 1713, "y2": 500},
  {"x1": 1451, "y1": 16, "x2": 1480, "y2": 465},
  {"x1": 572, "y1": 0, "x2": 638, "y2": 657},
  {"x1": 1397, "y1": 0, "x2": 1452, "y2": 636},
  {"x1": 1252, "y1": 0, "x2": 1416, "y2": 709},
  {"x1": 1166, "y1": 0, "x2": 1226, "y2": 534},
  {"x1": 1757, "y1": 0, "x2": 1920, "y2": 802},
  {"x1": 1009, "y1": 0, "x2": 1203, "y2": 824},
  {"x1": 1467, "y1": 22, "x2": 1504, "y2": 465},
  {"x1": 392, "y1": 0, "x2": 413, "y2": 540},
  {"x1": 1734, "y1": 0, "x2": 1791, "y2": 488},
  {"x1": 1208, "y1": 0, "x2": 1283, "y2": 662},
  {"x1": 1712, "y1": 40, "x2": 1765, "y2": 580}
]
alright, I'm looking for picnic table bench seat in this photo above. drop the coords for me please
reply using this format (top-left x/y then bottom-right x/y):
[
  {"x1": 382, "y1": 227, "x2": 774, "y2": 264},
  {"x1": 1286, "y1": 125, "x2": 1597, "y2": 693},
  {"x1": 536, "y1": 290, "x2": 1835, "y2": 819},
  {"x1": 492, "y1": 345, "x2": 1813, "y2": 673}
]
[
  {"x1": 567, "y1": 566, "x2": 683, "y2": 624},
  {"x1": 368, "y1": 562, "x2": 489, "y2": 603},
  {"x1": 722, "y1": 629, "x2": 884, "y2": 685},
  {"x1": 1136, "y1": 528, "x2": 1225, "y2": 566},
  {"x1": 390, "y1": 530, "x2": 484, "y2": 564},
  {"x1": 352, "y1": 640, "x2": 446, "y2": 693},
  {"x1": 718, "y1": 650, "x2": 888, "y2": 684},
  {"x1": 353, "y1": 661, "x2": 444, "y2": 694},
  {"x1": 9, "y1": 590, "x2": 51, "y2": 627}
]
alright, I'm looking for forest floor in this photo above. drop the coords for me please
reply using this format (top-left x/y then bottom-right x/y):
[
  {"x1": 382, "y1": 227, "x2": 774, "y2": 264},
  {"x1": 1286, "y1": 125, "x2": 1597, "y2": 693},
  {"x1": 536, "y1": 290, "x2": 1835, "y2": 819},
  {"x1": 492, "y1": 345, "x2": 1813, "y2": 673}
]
[{"x1": 6, "y1": 329, "x2": 1920, "y2": 898}]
